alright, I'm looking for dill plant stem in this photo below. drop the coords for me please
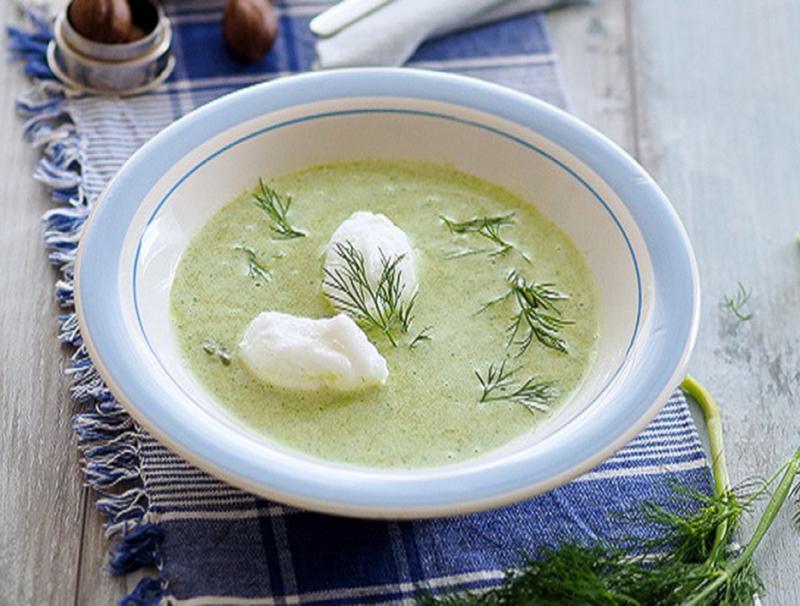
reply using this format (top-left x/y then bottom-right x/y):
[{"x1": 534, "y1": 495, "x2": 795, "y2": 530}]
[
  {"x1": 681, "y1": 375, "x2": 731, "y2": 571},
  {"x1": 682, "y1": 446, "x2": 800, "y2": 606},
  {"x1": 682, "y1": 376, "x2": 800, "y2": 606},
  {"x1": 681, "y1": 376, "x2": 730, "y2": 495},
  {"x1": 416, "y1": 376, "x2": 797, "y2": 605}
]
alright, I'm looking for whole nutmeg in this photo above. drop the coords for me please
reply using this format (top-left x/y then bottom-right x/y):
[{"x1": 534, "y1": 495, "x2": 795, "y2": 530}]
[
  {"x1": 222, "y1": 0, "x2": 278, "y2": 62},
  {"x1": 69, "y1": 0, "x2": 133, "y2": 44}
]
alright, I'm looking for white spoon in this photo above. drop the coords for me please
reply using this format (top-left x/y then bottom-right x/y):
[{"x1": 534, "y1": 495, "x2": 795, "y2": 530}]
[{"x1": 310, "y1": 0, "x2": 395, "y2": 38}]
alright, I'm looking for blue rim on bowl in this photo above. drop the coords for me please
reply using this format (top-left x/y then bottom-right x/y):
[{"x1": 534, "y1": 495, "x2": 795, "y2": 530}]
[{"x1": 75, "y1": 68, "x2": 700, "y2": 518}]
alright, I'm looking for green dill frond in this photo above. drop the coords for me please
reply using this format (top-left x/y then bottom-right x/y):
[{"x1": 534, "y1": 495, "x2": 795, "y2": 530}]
[
  {"x1": 440, "y1": 212, "x2": 514, "y2": 238},
  {"x1": 252, "y1": 179, "x2": 306, "y2": 239},
  {"x1": 440, "y1": 212, "x2": 530, "y2": 262},
  {"x1": 323, "y1": 241, "x2": 416, "y2": 347},
  {"x1": 443, "y1": 246, "x2": 496, "y2": 260},
  {"x1": 418, "y1": 544, "x2": 642, "y2": 606},
  {"x1": 418, "y1": 449, "x2": 800, "y2": 606},
  {"x1": 475, "y1": 360, "x2": 517, "y2": 397},
  {"x1": 409, "y1": 326, "x2": 433, "y2": 349},
  {"x1": 417, "y1": 493, "x2": 752, "y2": 606},
  {"x1": 481, "y1": 269, "x2": 572, "y2": 355},
  {"x1": 234, "y1": 245, "x2": 271, "y2": 283},
  {"x1": 721, "y1": 282, "x2": 753, "y2": 322},
  {"x1": 475, "y1": 360, "x2": 557, "y2": 413},
  {"x1": 639, "y1": 487, "x2": 748, "y2": 564}
]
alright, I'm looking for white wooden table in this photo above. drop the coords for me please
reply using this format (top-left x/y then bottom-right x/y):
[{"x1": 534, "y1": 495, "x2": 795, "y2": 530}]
[{"x1": 1, "y1": 1, "x2": 798, "y2": 603}]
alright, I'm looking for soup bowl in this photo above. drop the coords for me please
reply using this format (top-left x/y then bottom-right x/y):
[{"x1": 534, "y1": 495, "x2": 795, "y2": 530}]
[{"x1": 75, "y1": 68, "x2": 699, "y2": 518}]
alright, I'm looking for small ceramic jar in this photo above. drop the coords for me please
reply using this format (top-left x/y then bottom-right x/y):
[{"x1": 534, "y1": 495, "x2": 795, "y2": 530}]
[{"x1": 49, "y1": 0, "x2": 174, "y2": 94}]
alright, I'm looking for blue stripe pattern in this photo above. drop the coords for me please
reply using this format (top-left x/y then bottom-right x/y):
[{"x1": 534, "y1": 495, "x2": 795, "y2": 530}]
[
  {"x1": 139, "y1": 396, "x2": 711, "y2": 603},
  {"x1": 9, "y1": 1, "x2": 712, "y2": 604}
]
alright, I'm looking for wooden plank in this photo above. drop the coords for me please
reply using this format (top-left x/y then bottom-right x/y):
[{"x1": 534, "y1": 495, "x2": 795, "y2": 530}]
[
  {"x1": 4, "y1": 1, "x2": 795, "y2": 604},
  {"x1": 0, "y1": 2, "x2": 124, "y2": 603},
  {"x1": 548, "y1": 0, "x2": 636, "y2": 155},
  {"x1": 74, "y1": 490, "x2": 131, "y2": 606},
  {"x1": 549, "y1": 1, "x2": 717, "y2": 450},
  {"x1": 0, "y1": 4, "x2": 85, "y2": 604},
  {"x1": 628, "y1": 2, "x2": 800, "y2": 604}
]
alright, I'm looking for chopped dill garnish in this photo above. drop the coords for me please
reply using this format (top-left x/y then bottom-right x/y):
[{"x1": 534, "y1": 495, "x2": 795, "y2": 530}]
[
  {"x1": 480, "y1": 269, "x2": 572, "y2": 355},
  {"x1": 201, "y1": 337, "x2": 232, "y2": 366},
  {"x1": 234, "y1": 245, "x2": 271, "y2": 283},
  {"x1": 721, "y1": 281, "x2": 753, "y2": 321},
  {"x1": 475, "y1": 360, "x2": 557, "y2": 413},
  {"x1": 252, "y1": 178, "x2": 306, "y2": 239},
  {"x1": 440, "y1": 212, "x2": 530, "y2": 262},
  {"x1": 409, "y1": 326, "x2": 433, "y2": 350},
  {"x1": 323, "y1": 241, "x2": 416, "y2": 347}
]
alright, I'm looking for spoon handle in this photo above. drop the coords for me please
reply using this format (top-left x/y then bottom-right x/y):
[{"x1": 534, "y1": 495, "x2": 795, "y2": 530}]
[{"x1": 309, "y1": 0, "x2": 395, "y2": 38}]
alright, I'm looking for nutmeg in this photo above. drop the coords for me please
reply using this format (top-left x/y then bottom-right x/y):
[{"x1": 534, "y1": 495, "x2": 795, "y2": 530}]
[
  {"x1": 69, "y1": 0, "x2": 133, "y2": 44},
  {"x1": 222, "y1": 0, "x2": 278, "y2": 62}
]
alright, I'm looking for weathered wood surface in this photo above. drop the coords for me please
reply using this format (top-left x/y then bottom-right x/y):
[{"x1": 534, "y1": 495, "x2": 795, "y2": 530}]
[
  {"x1": 0, "y1": 0, "x2": 797, "y2": 603},
  {"x1": 0, "y1": 1, "x2": 129, "y2": 603},
  {"x1": 633, "y1": 1, "x2": 800, "y2": 602},
  {"x1": 552, "y1": 1, "x2": 800, "y2": 603},
  {"x1": 0, "y1": 2, "x2": 87, "y2": 604}
]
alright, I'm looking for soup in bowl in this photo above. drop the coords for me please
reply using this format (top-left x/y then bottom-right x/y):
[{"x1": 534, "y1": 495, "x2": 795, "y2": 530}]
[{"x1": 75, "y1": 69, "x2": 699, "y2": 518}]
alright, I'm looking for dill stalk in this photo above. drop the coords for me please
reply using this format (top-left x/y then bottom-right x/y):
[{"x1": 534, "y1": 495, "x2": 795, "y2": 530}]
[
  {"x1": 683, "y1": 446, "x2": 800, "y2": 606},
  {"x1": 418, "y1": 377, "x2": 800, "y2": 605},
  {"x1": 681, "y1": 375, "x2": 730, "y2": 557}
]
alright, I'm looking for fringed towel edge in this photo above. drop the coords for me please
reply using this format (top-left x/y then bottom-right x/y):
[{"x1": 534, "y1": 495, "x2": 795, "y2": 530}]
[{"x1": 8, "y1": 7, "x2": 170, "y2": 606}]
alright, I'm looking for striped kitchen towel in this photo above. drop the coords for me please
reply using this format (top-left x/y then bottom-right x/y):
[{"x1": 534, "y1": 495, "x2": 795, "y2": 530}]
[{"x1": 8, "y1": 2, "x2": 713, "y2": 605}]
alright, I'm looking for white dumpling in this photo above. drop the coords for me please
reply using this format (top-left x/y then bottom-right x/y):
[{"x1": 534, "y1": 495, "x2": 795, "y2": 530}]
[
  {"x1": 238, "y1": 311, "x2": 388, "y2": 392},
  {"x1": 324, "y1": 211, "x2": 417, "y2": 308}
]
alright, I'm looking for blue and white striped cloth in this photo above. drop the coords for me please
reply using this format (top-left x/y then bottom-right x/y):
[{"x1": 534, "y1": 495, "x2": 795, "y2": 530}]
[{"x1": 9, "y1": 2, "x2": 712, "y2": 604}]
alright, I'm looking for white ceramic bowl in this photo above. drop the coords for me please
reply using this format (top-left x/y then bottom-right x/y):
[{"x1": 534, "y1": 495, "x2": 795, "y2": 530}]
[{"x1": 75, "y1": 69, "x2": 700, "y2": 518}]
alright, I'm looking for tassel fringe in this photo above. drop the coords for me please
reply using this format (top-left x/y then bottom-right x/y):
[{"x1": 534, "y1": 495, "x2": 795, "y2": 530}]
[
  {"x1": 9, "y1": 8, "x2": 170, "y2": 605},
  {"x1": 119, "y1": 577, "x2": 169, "y2": 606}
]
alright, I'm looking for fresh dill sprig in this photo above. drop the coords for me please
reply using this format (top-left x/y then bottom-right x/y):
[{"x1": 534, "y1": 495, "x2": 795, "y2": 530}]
[
  {"x1": 418, "y1": 446, "x2": 800, "y2": 606},
  {"x1": 252, "y1": 178, "x2": 306, "y2": 239},
  {"x1": 721, "y1": 282, "x2": 753, "y2": 321},
  {"x1": 480, "y1": 269, "x2": 573, "y2": 355},
  {"x1": 201, "y1": 337, "x2": 233, "y2": 366},
  {"x1": 234, "y1": 245, "x2": 271, "y2": 283},
  {"x1": 323, "y1": 241, "x2": 416, "y2": 347},
  {"x1": 475, "y1": 360, "x2": 557, "y2": 413},
  {"x1": 440, "y1": 212, "x2": 530, "y2": 262},
  {"x1": 409, "y1": 326, "x2": 433, "y2": 350}
]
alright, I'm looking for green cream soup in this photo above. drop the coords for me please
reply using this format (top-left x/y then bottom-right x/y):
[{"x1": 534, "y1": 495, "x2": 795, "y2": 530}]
[{"x1": 171, "y1": 160, "x2": 600, "y2": 467}]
